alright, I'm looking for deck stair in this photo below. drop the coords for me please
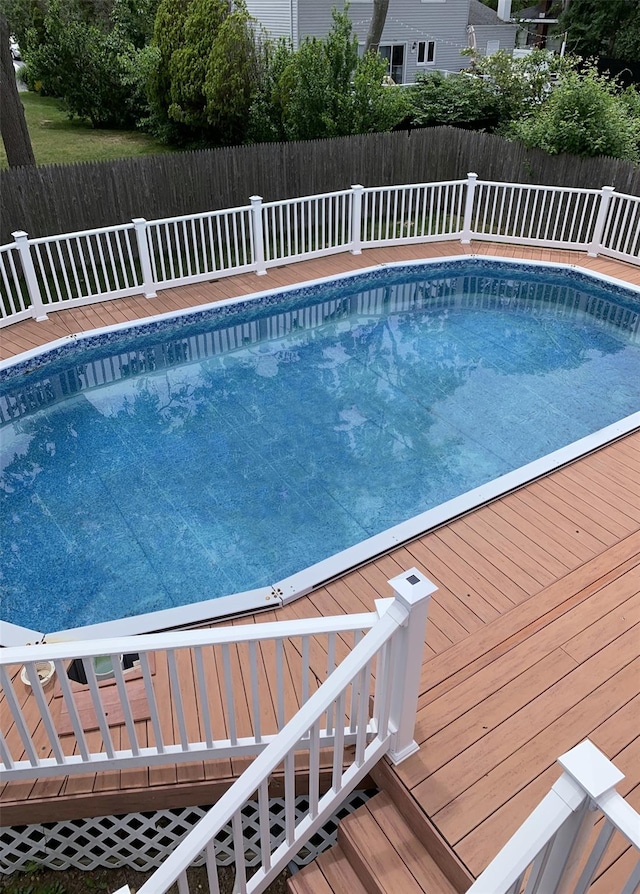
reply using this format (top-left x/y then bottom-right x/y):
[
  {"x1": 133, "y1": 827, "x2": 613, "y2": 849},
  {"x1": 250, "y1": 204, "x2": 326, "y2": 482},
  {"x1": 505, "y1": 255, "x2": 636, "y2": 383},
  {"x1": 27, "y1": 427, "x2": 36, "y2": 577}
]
[{"x1": 288, "y1": 791, "x2": 465, "y2": 894}]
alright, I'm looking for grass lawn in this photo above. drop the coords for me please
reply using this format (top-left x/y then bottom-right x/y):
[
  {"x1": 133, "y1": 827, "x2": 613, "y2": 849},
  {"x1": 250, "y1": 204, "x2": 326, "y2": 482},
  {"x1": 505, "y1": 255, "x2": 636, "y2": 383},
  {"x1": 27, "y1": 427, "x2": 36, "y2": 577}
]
[{"x1": 0, "y1": 91, "x2": 172, "y2": 169}]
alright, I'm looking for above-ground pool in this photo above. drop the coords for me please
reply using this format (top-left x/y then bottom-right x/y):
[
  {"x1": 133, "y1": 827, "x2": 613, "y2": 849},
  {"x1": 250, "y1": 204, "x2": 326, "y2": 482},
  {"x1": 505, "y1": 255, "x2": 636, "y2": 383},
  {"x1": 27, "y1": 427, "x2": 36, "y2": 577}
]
[{"x1": 1, "y1": 258, "x2": 639, "y2": 636}]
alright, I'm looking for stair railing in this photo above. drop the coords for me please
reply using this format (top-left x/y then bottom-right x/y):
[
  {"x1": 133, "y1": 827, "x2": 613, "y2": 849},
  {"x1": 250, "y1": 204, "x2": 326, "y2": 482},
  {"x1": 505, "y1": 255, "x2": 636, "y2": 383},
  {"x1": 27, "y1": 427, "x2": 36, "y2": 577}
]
[
  {"x1": 110, "y1": 568, "x2": 435, "y2": 894},
  {"x1": 466, "y1": 739, "x2": 640, "y2": 894}
]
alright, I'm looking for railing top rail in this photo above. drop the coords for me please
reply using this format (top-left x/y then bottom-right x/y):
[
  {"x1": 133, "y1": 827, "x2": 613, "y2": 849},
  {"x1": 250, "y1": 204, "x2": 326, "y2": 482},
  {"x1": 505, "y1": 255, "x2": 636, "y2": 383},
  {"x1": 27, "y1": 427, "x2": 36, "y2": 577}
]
[
  {"x1": 474, "y1": 180, "x2": 607, "y2": 197},
  {"x1": 597, "y1": 788, "x2": 640, "y2": 847},
  {"x1": 362, "y1": 179, "x2": 467, "y2": 194},
  {"x1": 26, "y1": 222, "x2": 136, "y2": 245},
  {"x1": 147, "y1": 203, "x2": 253, "y2": 228},
  {"x1": 0, "y1": 610, "x2": 379, "y2": 665},
  {"x1": 261, "y1": 188, "x2": 353, "y2": 210},
  {"x1": 0, "y1": 242, "x2": 19, "y2": 252},
  {"x1": 130, "y1": 605, "x2": 402, "y2": 893}
]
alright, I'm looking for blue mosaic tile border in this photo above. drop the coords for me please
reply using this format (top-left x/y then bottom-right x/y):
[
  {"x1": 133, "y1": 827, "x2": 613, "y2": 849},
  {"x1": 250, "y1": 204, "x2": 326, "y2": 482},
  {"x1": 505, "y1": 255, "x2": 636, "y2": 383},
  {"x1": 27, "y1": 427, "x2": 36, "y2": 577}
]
[{"x1": 1, "y1": 257, "x2": 639, "y2": 388}]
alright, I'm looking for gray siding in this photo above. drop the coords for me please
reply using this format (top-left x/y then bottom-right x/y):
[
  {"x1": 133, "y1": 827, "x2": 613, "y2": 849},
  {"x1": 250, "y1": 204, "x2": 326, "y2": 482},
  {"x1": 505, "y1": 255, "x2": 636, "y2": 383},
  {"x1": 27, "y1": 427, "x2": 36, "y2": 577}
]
[
  {"x1": 245, "y1": 0, "x2": 293, "y2": 41},
  {"x1": 471, "y1": 23, "x2": 519, "y2": 57}
]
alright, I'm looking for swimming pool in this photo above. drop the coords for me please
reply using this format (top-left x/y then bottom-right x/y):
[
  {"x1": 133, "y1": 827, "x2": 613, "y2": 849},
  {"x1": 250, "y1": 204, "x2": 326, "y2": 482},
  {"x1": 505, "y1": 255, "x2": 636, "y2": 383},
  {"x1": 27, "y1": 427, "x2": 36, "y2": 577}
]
[{"x1": 1, "y1": 258, "x2": 639, "y2": 638}]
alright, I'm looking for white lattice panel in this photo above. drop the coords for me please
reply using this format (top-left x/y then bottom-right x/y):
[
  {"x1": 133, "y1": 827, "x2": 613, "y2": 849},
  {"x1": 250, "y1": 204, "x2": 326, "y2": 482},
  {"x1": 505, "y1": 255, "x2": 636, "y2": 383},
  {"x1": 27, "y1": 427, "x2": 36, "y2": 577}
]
[{"x1": 0, "y1": 790, "x2": 375, "y2": 875}]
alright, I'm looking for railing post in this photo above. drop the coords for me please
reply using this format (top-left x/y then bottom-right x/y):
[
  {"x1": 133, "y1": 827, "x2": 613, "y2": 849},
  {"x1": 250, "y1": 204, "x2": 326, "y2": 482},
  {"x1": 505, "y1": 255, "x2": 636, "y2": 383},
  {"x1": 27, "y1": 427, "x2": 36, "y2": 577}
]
[
  {"x1": 460, "y1": 172, "x2": 478, "y2": 244},
  {"x1": 12, "y1": 230, "x2": 47, "y2": 321},
  {"x1": 385, "y1": 568, "x2": 437, "y2": 764},
  {"x1": 550, "y1": 740, "x2": 626, "y2": 894},
  {"x1": 250, "y1": 195, "x2": 267, "y2": 275},
  {"x1": 587, "y1": 186, "x2": 615, "y2": 257},
  {"x1": 132, "y1": 218, "x2": 157, "y2": 298},
  {"x1": 350, "y1": 184, "x2": 364, "y2": 255}
]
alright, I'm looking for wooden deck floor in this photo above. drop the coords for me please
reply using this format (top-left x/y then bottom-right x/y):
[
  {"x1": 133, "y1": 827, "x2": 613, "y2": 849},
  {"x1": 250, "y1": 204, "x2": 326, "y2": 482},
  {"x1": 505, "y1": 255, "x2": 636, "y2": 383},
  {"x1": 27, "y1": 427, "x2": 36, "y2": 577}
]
[{"x1": 1, "y1": 243, "x2": 639, "y2": 885}]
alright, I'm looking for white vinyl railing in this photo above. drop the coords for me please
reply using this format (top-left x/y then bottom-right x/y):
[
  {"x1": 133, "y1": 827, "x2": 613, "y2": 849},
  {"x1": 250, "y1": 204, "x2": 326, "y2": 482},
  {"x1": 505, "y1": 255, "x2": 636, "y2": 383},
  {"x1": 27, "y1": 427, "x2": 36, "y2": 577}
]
[
  {"x1": 145, "y1": 205, "x2": 255, "y2": 289},
  {"x1": 467, "y1": 740, "x2": 640, "y2": 894},
  {"x1": 0, "y1": 569, "x2": 433, "y2": 787},
  {"x1": 109, "y1": 569, "x2": 433, "y2": 894},
  {"x1": 261, "y1": 189, "x2": 353, "y2": 268},
  {"x1": 361, "y1": 180, "x2": 467, "y2": 245},
  {"x1": 2, "y1": 176, "x2": 638, "y2": 328}
]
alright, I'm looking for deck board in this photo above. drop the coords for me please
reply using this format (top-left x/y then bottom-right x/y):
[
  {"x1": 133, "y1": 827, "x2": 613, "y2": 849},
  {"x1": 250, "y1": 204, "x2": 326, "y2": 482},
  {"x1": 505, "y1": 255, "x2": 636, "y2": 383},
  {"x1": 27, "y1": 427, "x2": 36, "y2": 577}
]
[{"x1": 1, "y1": 243, "x2": 639, "y2": 893}]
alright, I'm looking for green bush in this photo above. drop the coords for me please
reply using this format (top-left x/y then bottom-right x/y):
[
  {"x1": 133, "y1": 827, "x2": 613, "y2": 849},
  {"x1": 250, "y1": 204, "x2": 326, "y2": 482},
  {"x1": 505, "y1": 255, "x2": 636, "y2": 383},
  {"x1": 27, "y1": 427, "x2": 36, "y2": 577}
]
[
  {"x1": 508, "y1": 68, "x2": 640, "y2": 161},
  {"x1": 24, "y1": 0, "x2": 153, "y2": 128}
]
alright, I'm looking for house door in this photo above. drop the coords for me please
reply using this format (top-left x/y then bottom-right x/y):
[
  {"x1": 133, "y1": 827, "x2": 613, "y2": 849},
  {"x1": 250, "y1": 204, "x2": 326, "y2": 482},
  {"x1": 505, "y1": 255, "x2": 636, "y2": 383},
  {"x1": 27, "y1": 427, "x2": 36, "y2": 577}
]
[{"x1": 379, "y1": 44, "x2": 405, "y2": 84}]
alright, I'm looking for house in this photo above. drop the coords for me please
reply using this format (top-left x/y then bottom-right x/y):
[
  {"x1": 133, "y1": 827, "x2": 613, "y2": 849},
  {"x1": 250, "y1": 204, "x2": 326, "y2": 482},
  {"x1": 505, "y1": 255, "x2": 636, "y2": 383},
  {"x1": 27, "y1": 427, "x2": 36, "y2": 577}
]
[
  {"x1": 497, "y1": 0, "x2": 566, "y2": 53},
  {"x1": 245, "y1": 0, "x2": 518, "y2": 84}
]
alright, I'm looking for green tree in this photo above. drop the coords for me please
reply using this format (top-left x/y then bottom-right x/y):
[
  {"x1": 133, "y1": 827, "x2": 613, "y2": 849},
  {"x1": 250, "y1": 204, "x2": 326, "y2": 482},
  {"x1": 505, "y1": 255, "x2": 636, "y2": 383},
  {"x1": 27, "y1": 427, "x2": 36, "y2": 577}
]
[
  {"x1": 0, "y1": 0, "x2": 46, "y2": 54},
  {"x1": 147, "y1": 0, "x2": 263, "y2": 146},
  {"x1": 165, "y1": 0, "x2": 227, "y2": 132},
  {"x1": 352, "y1": 51, "x2": 409, "y2": 133},
  {"x1": 275, "y1": 7, "x2": 407, "y2": 141},
  {"x1": 246, "y1": 38, "x2": 293, "y2": 143},
  {"x1": 465, "y1": 48, "x2": 572, "y2": 123},
  {"x1": 24, "y1": 0, "x2": 150, "y2": 127},
  {"x1": 508, "y1": 67, "x2": 640, "y2": 161},
  {"x1": 204, "y1": 3, "x2": 262, "y2": 146},
  {"x1": 559, "y1": 0, "x2": 640, "y2": 60}
]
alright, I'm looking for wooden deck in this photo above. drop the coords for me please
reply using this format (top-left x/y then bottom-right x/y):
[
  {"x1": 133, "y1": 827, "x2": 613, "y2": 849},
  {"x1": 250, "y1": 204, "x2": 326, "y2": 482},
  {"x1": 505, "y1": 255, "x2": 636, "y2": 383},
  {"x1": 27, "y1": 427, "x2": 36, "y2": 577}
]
[{"x1": 1, "y1": 242, "x2": 639, "y2": 886}]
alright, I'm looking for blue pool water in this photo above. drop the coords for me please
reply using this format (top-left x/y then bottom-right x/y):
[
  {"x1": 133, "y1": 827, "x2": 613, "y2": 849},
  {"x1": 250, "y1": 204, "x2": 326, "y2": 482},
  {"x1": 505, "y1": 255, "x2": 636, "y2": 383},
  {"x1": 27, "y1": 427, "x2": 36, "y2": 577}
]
[{"x1": 1, "y1": 259, "x2": 639, "y2": 632}]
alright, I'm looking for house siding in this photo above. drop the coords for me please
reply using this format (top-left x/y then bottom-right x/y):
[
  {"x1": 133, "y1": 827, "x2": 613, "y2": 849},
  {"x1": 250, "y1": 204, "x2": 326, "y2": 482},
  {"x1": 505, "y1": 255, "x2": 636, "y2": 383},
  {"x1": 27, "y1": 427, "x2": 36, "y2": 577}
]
[
  {"x1": 471, "y1": 23, "x2": 519, "y2": 57},
  {"x1": 245, "y1": 0, "x2": 293, "y2": 42}
]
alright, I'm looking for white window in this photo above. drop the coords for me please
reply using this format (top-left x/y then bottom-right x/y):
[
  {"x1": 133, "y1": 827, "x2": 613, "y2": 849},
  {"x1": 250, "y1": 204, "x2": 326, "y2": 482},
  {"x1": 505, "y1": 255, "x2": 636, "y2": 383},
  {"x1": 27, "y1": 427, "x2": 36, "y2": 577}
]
[
  {"x1": 416, "y1": 40, "x2": 436, "y2": 64},
  {"x1": 486, "y1": 40, "x2": 500, "y2": 55}
]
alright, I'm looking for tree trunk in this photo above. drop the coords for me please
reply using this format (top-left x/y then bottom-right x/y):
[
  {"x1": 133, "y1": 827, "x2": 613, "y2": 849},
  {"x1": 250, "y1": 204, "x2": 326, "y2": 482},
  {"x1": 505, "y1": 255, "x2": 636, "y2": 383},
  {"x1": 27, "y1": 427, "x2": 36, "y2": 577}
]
[
  {"x1": 0, "y1": 15, "x2": 36, "y2": 167},
  {"x1": 364, "y1": 0, "x2": 389, "y2": 54}
]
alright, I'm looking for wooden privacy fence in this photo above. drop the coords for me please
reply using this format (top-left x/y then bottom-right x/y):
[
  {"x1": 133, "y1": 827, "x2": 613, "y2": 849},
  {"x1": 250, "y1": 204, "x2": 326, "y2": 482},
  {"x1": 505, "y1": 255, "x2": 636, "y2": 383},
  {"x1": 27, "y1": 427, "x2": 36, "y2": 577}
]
[
  {"x1": 1, "y1": 176, "x2": 639, "y2": 328},
  {"x1": 2, "y1": 128, "x2": 640, "y2": 245}
]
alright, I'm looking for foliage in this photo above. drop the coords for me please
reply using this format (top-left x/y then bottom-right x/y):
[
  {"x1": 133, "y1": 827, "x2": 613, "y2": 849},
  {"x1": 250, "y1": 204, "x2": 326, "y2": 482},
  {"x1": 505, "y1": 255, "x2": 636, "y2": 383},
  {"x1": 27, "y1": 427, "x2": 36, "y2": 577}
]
[
  {"x1": 407, "y1": 50, "x2": 573, "y2": 131},
  {"x1": 559, "y1": 0, "x2": 640, "y2": 61},
  {"x1": 508, "y1": 67, "x2": 640, "y2": 161},
  {"x1": 273, "y1": 7, "x2": 407, "y2": 141},
  {"x1": 463, "y1": 48, "x2": 573, "y2": 123},
  {"x1": 110, "y1": 0, "x2": 159, "y2": 48},
  {"x1": 408, "y1": 70, "x2": 499, "y2": 127},
  {"x1": 246, "y1": 38, "x2": 294, "y2": 143},
  {"x1": 22, "y1": 0, "x2": 157, "y2": 128},
  {"x1": 147, "y1": 0, "x2": 263, "y2": 146},
  {"x1": 204, "y1": 4, "x2": 262, "y2": 146},
  {"x1": 0, "y1": 0, "x2": 46, "y2": 53},
  {"x1": 351, "y1": 51, "x2": 410, "y2": 133},
  {"x1": 277, "y1": 8, "x2": 359, "y2": 140},
  {"x1": 165, "y1": 0, "x2": 227, "y2": 132}
]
